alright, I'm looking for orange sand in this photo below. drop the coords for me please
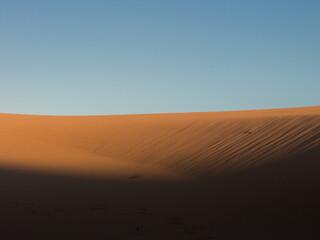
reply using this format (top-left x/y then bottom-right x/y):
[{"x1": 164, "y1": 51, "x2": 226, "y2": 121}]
[{"x1": 0, "y1": 106, "x2": 319, "y2": 239}]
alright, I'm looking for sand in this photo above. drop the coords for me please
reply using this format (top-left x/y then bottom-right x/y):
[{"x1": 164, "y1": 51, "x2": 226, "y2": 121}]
[{"x1": 0, "y1": 106, "x2": 319, "y2": 239}]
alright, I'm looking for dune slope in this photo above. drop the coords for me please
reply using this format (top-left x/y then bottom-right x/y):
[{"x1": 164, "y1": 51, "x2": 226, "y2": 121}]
[{"x1": 0, "y1": 106, "x2": 319, "y2": 179}]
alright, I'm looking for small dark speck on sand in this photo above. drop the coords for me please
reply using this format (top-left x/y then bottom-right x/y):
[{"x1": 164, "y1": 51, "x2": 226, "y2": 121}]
[{"x1": 128, "y1": 175, "x2": 139, "y2": 180}]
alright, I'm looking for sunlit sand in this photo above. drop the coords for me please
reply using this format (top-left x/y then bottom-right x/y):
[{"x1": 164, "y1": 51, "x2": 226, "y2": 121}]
[{"x1": 0, "y1": 106, "x2": 319, "y2": 239}]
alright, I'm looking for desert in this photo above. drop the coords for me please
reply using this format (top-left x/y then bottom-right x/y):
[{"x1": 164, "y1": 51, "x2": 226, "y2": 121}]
[{"x1": 0, "y1": 106, "x2": 319, "y2": 239}]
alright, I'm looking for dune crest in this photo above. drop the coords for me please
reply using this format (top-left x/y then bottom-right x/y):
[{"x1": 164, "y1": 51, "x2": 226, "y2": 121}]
[{"x1": 0, "y1": 106, "x2": 319, "y2": 179}]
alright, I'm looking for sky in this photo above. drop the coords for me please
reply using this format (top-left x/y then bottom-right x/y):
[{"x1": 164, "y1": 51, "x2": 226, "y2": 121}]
[{"x1": 0, "y1": 0, "x2": 319, "y2": 115}]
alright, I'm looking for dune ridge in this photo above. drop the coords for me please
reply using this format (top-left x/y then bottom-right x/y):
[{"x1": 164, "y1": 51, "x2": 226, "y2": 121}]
[{"x1": 0, "y1": 106, "x2": 319, "y2": 180}]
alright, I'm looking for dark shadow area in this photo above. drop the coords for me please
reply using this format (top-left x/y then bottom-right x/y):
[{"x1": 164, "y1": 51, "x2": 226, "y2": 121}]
[{"x1": 0, "y1": 146, "x2": 319, "y2": 239}]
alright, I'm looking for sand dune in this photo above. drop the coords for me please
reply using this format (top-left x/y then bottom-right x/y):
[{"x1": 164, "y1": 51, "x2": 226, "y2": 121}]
[
  {"x1": 0, "y1": 106, "x2": 319, "y2": 179},
  {"x1": 0, "y1": 106, "x2": 319, "y2": 239}
]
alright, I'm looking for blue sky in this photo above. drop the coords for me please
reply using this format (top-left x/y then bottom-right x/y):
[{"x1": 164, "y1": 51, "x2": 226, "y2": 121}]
[{"x1": 0, "y1": 0, "x2": 319, "y2": 115}]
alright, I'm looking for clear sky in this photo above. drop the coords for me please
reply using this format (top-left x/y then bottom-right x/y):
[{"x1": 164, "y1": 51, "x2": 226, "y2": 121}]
[{"x1": 0, "y1": 0, "x2": 319, "y2": 115}]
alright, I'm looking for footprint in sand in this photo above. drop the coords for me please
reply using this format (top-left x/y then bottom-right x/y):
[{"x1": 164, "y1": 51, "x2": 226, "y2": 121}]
[
  {"x1": 136, "y1": 207, "x2": 150, "y2": 216},
  {"x1": 167, "y1": 216, "x2": 186, "y2": 226},
  {"x1": 192, "y1": 225, "x2": 205, "y2": 230},
  {"x1": 128, "y1": 174, "x2": 140, "y2": 180}
]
